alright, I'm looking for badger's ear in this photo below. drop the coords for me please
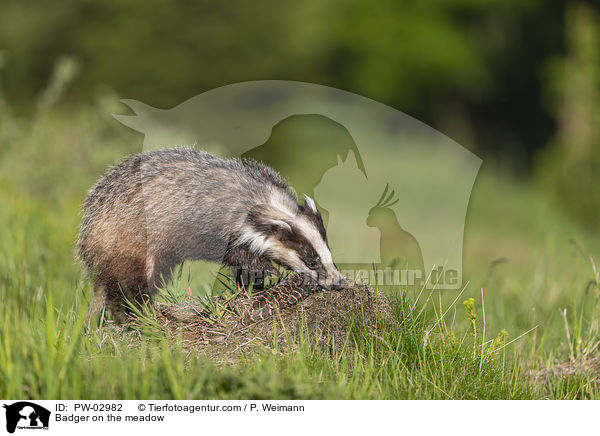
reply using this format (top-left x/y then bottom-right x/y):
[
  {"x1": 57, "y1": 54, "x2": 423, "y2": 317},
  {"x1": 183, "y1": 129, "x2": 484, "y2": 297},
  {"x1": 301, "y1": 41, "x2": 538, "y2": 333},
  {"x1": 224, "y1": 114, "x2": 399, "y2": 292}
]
[
  {"x1": 303, "y1": 195, "x2": 317, "y2": 213},
  {"x1": 267, "y1": 219, "x2": 292, "y2": 233},
  {"x1": 248, "y1": 207, "x2": 293, "y2": 235}
]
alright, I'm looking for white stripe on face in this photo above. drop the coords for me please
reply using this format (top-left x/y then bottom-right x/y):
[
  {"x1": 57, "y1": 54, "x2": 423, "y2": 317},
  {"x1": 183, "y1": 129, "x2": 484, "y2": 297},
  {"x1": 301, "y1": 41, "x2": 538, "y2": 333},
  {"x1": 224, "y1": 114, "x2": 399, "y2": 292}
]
[
  {"x1": 269, "y1": 189, "x2": 298, "y2": 220},
  {"x1": 294, "y1": 216, "x2": 342, "y2": 285}
]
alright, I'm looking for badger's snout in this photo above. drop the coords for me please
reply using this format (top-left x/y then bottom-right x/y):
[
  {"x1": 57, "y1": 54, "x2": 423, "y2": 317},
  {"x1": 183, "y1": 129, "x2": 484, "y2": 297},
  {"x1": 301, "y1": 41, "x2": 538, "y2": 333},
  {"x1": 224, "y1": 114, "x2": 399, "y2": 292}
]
[
  {"x1": 330, "y1": 277, "x2": 346, "y2": 290},
  {"x1": 318, "y1": 270, "x2": 346, "y2": 291}
]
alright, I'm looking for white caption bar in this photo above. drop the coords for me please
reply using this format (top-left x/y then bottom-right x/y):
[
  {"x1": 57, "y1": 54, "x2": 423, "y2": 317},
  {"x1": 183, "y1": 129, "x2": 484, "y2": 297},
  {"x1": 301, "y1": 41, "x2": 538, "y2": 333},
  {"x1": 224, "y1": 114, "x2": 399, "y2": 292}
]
[{"x1": 0, "y1": 400, "x2": 593, "y2": 435}]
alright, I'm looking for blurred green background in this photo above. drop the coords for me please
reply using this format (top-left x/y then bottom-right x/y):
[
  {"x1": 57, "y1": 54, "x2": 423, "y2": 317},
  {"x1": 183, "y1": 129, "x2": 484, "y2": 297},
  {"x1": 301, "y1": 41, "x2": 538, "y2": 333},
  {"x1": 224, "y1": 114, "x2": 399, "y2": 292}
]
[{"x1": 0, "y1": 0, "x2": 598, "y2": 228}]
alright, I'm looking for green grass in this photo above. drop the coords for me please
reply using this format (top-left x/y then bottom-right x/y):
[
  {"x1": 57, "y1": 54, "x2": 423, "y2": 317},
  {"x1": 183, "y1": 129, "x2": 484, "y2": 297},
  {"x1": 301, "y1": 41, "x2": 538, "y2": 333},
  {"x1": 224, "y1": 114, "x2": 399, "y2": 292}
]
[
  {"x1": 1, "y1": 97, "x2": 600, "y2": 399},
  {"x1": 0, "y1": 248, "x2": 531, "y2": 399}
]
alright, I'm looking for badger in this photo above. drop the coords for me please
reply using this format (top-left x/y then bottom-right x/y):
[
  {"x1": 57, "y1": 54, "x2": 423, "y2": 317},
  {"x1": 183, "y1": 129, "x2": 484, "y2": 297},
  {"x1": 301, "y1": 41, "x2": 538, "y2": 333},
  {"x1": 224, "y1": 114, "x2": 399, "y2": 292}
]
[{"x1": 78, "y1": 148, "x2": 345, "y2": 322}]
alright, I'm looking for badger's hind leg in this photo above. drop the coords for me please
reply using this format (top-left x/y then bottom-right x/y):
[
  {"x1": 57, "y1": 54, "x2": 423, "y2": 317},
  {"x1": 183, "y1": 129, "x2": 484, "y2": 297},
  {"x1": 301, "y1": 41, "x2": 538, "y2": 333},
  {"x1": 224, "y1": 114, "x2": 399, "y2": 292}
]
[
  {"x1": 86, "y1": 280, "x2": 129, "y2": 325},
  {"x1": 88, "y1": 254, "x2": 174, "y2": 324},
  {"x1": 86, "y1": 282, "x2": 106, "y2": 328},
  {"x1": 104, "y1": 253, "x2": 158, "y2": 322},
  {"x1": 103, "y1": 280, "x2": 131, "y2": 323}
]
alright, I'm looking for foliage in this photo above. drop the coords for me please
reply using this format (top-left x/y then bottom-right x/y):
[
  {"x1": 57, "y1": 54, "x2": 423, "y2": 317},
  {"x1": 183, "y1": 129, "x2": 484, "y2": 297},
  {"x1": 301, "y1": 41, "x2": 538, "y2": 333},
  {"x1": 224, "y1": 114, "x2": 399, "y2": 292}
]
[
  {"x1": 537, "y1": 3, "x2": 600, "y2": 230},
  {"x1": 0, "y1": 0, "x2": 584, "y2": 167}
]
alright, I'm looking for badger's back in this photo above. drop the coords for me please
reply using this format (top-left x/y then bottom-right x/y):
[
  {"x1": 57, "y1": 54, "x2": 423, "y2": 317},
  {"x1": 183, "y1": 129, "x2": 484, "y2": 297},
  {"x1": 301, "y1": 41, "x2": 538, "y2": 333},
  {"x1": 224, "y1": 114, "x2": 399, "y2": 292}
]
[{"x1": 77, "y1": 148, "x2": 296, "y2": 283}]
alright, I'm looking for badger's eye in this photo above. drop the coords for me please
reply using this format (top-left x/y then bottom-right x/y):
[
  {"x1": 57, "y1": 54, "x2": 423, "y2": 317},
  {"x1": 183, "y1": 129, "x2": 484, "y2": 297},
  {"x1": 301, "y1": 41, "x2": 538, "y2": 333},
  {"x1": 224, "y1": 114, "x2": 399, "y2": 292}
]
[{"x1": 306, "y1": 259, "x2": 320, "y2": 270}]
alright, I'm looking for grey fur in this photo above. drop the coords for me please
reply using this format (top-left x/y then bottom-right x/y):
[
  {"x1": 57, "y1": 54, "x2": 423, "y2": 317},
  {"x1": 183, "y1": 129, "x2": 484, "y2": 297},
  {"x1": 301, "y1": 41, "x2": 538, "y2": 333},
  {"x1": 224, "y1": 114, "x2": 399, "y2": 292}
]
[{"x1": 78, "y1": 148, "x2": 342, "y2": 322}]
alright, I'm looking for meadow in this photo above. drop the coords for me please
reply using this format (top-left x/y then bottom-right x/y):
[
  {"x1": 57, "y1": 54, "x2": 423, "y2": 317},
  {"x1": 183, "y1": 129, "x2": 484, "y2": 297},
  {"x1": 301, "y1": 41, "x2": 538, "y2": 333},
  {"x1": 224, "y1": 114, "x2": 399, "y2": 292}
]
[{"x1": 1, "y1": 92, "x2": 599, "y2": 400}]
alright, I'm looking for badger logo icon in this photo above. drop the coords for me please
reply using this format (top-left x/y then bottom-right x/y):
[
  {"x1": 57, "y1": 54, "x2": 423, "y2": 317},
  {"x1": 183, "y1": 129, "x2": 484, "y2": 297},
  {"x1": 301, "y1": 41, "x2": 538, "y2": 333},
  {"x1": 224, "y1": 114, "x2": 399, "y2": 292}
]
[{"x1": 2, "y1": 402, "x2": 50, "y2": 433}]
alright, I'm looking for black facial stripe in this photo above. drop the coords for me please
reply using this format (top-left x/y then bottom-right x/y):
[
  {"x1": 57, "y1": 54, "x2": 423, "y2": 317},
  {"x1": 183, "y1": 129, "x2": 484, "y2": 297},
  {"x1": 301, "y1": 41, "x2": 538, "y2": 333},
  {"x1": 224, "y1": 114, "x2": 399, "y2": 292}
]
[
  {"x1": 277, "y1": 228, "x2": 326, "y2": 273},
  {"x1": 298, "y1": 246, "x2": 322, "y2": 271},
  {"x1": 246, "y1": 205, "x2": 329, "y2": 275}
]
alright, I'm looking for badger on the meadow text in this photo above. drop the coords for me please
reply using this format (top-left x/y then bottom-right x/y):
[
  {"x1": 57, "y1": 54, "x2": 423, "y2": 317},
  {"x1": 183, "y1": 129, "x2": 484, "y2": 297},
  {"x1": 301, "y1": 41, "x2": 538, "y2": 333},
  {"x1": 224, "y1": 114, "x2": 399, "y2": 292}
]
[{"x1": 78, "y1": 148, "x2": 345, "y2": 322}]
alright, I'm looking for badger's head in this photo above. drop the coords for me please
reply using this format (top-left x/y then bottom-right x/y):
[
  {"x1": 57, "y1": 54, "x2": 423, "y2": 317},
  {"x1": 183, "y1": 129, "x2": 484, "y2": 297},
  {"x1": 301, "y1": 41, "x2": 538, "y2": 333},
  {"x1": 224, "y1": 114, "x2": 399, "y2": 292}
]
[{"x1": 241, "y1": 193, "x2": 346, "y2": 290}]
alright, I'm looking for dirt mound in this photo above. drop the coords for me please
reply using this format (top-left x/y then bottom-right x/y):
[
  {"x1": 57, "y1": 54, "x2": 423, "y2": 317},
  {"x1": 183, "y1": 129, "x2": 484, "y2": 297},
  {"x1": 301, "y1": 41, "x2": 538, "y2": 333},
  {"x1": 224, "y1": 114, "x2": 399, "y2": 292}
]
[{"x1": 153, "y1": 276, "x2": 392, "y2": 358}]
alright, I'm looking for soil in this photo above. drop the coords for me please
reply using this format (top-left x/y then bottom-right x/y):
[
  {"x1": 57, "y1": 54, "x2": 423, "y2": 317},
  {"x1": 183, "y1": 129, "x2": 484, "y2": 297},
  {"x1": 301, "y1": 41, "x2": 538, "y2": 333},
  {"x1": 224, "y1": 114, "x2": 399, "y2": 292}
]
[{"x1": 151, "y1": 275, "x2": 393, "y2": 359}]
